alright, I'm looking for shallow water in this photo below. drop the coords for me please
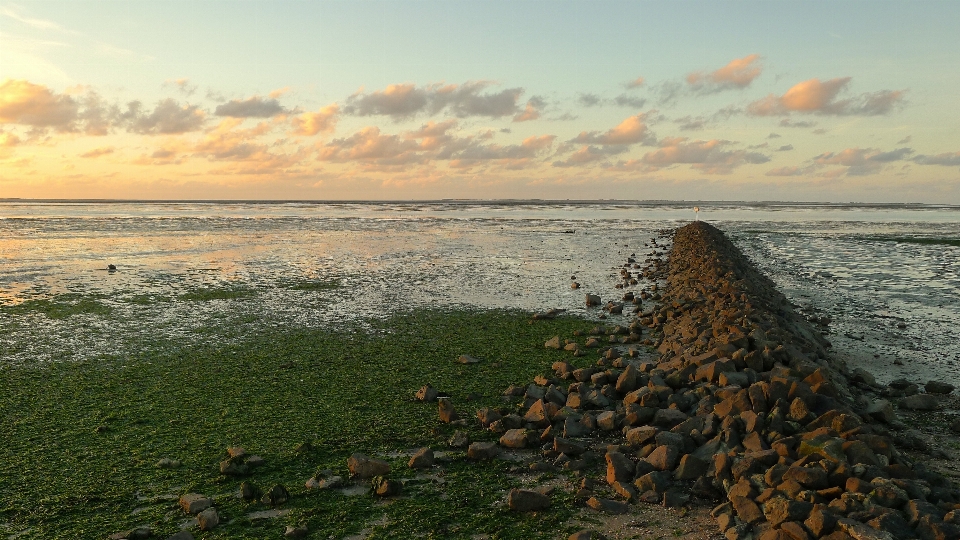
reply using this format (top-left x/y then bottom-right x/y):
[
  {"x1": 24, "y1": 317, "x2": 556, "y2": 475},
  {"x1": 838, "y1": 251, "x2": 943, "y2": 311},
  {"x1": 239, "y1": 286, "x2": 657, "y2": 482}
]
[{"x1": 1, "y1": 201, "x2": 958, "y2": 385}]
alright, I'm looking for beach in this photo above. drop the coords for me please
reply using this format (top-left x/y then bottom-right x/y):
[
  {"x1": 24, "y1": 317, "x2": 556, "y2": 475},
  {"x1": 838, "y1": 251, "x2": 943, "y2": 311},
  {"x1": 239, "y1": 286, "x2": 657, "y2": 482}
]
[{"x1": 1, "y1": 201, "x2": 959, "y2": 539}]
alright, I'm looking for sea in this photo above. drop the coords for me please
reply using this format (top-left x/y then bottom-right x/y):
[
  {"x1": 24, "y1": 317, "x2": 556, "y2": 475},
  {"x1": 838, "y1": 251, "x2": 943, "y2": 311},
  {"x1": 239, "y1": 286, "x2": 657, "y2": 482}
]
[{"x1": 1, "y1": 200, "x2": 958, "y2": 386}]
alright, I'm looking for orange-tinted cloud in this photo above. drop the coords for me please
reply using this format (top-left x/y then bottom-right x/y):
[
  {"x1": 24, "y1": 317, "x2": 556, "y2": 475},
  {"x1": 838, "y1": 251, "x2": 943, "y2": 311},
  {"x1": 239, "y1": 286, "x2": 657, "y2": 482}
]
[
  {"x1": 641, "y1": 138, "x2": 770, "y2": 174},
  {"x1": 0, "y1": 79, "x2": 79, "y2": 130},
  {"x1": 80, "y1": 146, "x2": 114, "y2": 158},
  {"x1": 513, "y1": 97, "x2": 544, "y2": 122},
  {"x1": 625, "y1": 77, "x2": 645, "y2": 89},
  {"x1": 686, "y1": 54, "x2": 762, "y2": 93},
  {"x1": 748, "y1": 78, "x2": 905, "y2": 116},
  {"x1": 812, "y1": 146, "x2": 913, "y2": 175},
  {"x1": 291, "y1": 104, "x2": 340, "y2": 136},
  {"x1": 0, "y1": 131, "x2": 21, "y2": 147},
  {"x1": 571, "y1": 114, "x2": 655, "y2": 146}
]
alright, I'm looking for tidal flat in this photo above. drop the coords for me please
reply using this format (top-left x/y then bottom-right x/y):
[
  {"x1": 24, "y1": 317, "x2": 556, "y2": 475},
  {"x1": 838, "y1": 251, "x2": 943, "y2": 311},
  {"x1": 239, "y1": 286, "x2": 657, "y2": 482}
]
[{"x1": 0, "y1": 307, "x2": 598, "y2": 539}]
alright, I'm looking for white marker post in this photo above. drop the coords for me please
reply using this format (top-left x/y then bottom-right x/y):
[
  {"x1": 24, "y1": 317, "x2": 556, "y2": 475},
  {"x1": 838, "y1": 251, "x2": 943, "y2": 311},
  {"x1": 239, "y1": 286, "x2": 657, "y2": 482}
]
[{"x1": 694, "y1": 206, "x2": 700, "y2": 221}]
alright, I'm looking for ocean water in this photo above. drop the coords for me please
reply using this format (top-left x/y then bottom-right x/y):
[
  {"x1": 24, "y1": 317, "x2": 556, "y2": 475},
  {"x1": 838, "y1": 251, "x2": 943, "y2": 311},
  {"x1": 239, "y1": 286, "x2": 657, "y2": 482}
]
[{"x1": 1, "y1": 200, "x2": 958, "y2": 385}]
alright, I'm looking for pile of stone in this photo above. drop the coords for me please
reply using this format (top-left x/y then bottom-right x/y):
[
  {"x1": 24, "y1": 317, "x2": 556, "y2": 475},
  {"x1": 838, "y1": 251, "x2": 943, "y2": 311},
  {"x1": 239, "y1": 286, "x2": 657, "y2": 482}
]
[{"x1": 492, "y1": 222, "x2": 959, "y2": 540}]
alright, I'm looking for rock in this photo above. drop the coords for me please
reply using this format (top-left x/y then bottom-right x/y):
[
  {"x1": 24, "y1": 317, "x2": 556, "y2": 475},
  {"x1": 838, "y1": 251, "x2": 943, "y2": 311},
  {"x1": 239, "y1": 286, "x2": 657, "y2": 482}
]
[
  {"x1": 836, "y1": 517, "x2": 895, "y2": 540},
  {"x1": 674, "y1": 454, "x2": 709, "y2": 480},
  {"x1": 605, "y1": 451, "x2": 635, "y2": 484},
  {"x1": 951, "y1": 418, "x2": 960, "y2": 434},
  {"x1": 545, "y1": 336, "x2": 562, "y2": 349},
  {"x1": 568, "y1": 531, "x2": 606, "y2": 540},
  {"x1": 596, "y1": 411, "x2": 617, "y2": 431},
  {"x1": 730, "y1": 495, "x2": 764, "y2": 524},
  {"x1": 449, "y1": 430, "x2": 470, "y2": 448},
  {"x1": 586, "y1": 294, "x2": 601, "y2": 306},
  {"x1": 467, "y1": 442, "x2": 499, "y2": 460},
  {"x1": 900, "y1": 394, "x2": 939, "y2": 410},
  {"x1": 108, "y1": 527, "x2": 152, "y2": 540},
  {"x1": 925, "y1": 381, "x2": 955, "y2": 394},
  {"x1": 645, "y1": 445, "x2": 679, "y2": 471},
  {"x1": 284, "y1": 525, "x2": 309, "y2": 539},
  {"x1": 805, "y1": 506, "x2": 837, "y2": 536},
  {"x1": 240, "y1": 481, "x2": 261, "y2": 500},
  {"x1": 457, "y1": 354, "x2": 482, "y2": 364},
  {"x1": 179, "y1": 493, "x2": 213, "y2": 514},
  {"x1": 764, "y1": 497, "x2": 813, "y2": 527},
  {"x1": 586, "y1": 496, "x2": 629, "y2": 514},
  {"x1": 415, "y1": 384, "x2": 438, "y2": 402},
  {"x1": 156, "y1": 458, "x2": 180, "y2": 469},
  {"x1": 865, "y1": 400, "x2": 898, "y2": 423},
  {"x1": 347, "y1": 453, "x2": 391, "y2": 478},
  {"x1": 219, "y1": 456, "x2": 248, "y2": 476},
  {"x1": 197, "y1": 507, "x2": 219, "y2": 531},
  {"x1": 554, "y1": 437, "x2": 586, "y2": 455},
  {"x1": 165, "y1": 533, "x2": 193, "y2": 540},
  {"x1": 408, "y1": 447, "x2": 435, "y2": 469},
  {"x1": 226, "y1": 446, "x2": 246, "y2": 458},
  {"x1": 500, "y1": 429, "x2": 531, "y2": 448},
  {"x1": 507, "y1": 488, "x2": 551, "y2": 511},
  {"x1": 372, "y1": 476, "x2": 402, "y2": 496},
  {"x1": 261, "y1": 484, "x2": 289, "y2": 506},
  {"x1": 438, "y1": 398, "x2": 459, "y2": 423}
]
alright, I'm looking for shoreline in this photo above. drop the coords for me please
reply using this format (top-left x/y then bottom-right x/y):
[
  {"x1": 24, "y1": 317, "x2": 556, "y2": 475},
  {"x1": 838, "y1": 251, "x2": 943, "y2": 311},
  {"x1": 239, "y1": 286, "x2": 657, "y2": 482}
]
[{"x1": 1, "y1": 223, "x2": 958, "y2": 539}]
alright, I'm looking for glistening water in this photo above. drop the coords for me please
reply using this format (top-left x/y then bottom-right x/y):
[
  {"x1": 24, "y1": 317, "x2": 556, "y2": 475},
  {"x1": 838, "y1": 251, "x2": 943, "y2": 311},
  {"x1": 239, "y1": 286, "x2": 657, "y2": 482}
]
[{"x1": 1, "y1": 201, "x2": 957, "y2": 385}]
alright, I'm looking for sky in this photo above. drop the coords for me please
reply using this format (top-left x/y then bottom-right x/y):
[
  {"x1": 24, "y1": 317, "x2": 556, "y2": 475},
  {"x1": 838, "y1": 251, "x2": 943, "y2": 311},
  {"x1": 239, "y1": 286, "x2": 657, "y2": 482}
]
[{"x1": 1, "y1": 0, "x2": 959, "y2": 202}]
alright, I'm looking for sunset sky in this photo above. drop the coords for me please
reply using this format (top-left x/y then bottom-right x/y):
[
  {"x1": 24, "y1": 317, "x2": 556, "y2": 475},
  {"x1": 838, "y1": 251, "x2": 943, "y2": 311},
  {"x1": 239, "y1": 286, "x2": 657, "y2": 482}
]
[{"x1": 2, "y1": 0, "x2": 959, "y2": 202}]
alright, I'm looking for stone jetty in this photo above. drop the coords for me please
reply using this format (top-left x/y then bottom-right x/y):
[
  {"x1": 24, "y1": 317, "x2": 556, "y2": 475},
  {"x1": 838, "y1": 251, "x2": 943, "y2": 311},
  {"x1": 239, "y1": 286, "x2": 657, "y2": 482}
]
[{"x1": 511, "y1": 222, "x2": 959, "y2": 539}]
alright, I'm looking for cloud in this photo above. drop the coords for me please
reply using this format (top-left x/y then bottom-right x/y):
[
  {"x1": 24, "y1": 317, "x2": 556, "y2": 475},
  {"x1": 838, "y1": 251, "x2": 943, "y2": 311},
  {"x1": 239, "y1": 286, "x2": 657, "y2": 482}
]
[
  {"x1": 686, "y1": 54, "x2": 762, "y2": 93},
  {"x1": 345, "y1": 81, "x2": 523, "y2": 119},
  {"x1": 779, "y1": 119, "x2": 816, "y2": 128},
  {"x1": 675, "y1": 116, "x2": 706, "y2": 131},
  {"x1": 813, "y1": 146, "x2": 913, "y2": 175},
  {"x1": 214, "y1": 96, "x2": 288, "y2": 118},
  {"x1": 164, "y1": 78, "x2": 197, "y2": 96},
  {"x1": 80, "y1": 146, "x2": 114, "y2": 158},
  {"x1": 571, "y1": 114, "x2": 656, "y2": 146},
  {"x1": 777, "y1": 144, "x2": 794, "y2": 152},
  {"x1": 268, "y1": 87, "x2": 291, "y2": 99},
  {"x1": 913, "y1": 152, "x2": 960, "y2": 167},
  {"x1": 578, "y1": 93, "x2": 602, "y2": 107},
  {"x1": 640, "y1": 137, "x2": 770, "y2": 174},
  {"x1": 747, "y1": 78, "x2": 905, "y2": 116},
  {"x1": 612, "y1": 94, "x2": 646, "y2": 108},
  {"x1": 291, "y1": 104, "x2": 339, "y2": 136},
  {"x1": 625, "y1": 77, "x2": 645, "y2": 89},
  {"x1": 121, "y1": 99, "x2": 206, "y2": 134},
  {"x1": 317, "y1": 123, "x2": 554, "y2": 168},
  {"x1": 513, "y1": 96, "x2": 545, "y2": 122},
  {"x1": 767, "y1": 133, "x2": 781, "y2": 139},
  {"x1": 0, "y1": 131, "x2": 21, "y2": 147},
  {"x1": 897, "y1": 135, "x2": 912, "y2": 145},
  {"x1": 552, "y1": 145, "x2": 626, "y2": 168},
  {"x1": 0, "y1": 79, "x2": 79, "y2": 130},
  {"x1": 578, "y1": 93, "x2": 646, "y2": 109},
  {"x1": 765, "y1": 165, "x2": 815, "y2": 176},
  {"x1": 0, "y1": 6, "x2": 64, "y2": 31}
]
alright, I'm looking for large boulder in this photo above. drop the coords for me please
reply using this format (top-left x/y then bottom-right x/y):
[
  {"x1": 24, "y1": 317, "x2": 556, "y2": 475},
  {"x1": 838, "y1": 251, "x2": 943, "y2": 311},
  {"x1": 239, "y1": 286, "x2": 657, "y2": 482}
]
[{"x1": 347, "y1": 453, "x2": 391, "y2": 478}]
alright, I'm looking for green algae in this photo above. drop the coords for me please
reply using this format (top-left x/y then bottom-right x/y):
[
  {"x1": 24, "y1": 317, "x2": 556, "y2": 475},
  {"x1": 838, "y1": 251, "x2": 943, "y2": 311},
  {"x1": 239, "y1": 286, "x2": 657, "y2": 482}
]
[
  {"x1": 0, "y1": 309, "x2": 599, "y2": 539},
  {"x1": 1, "y1": 293, "x2": 113, "y2": 319}
]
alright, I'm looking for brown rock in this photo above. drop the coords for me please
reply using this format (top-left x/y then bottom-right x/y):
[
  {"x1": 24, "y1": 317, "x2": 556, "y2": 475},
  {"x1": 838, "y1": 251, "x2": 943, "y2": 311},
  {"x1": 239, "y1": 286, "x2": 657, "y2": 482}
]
[
  {"x1": 467, "y1": 442, "x2": 499, "y2": 460},
  {"x1": 347, "y1": 453, "x2": 391, "y2": 478},
  {"x1": 586, "y1": 496, "x2": 629, "y2": 514},
  {"x1": 730, "y1": 495, "x2": 765, "y2": 524},
  {"x1": 764, "y1": 497, "x2": 813, "y2": 527},
  {"x1": 645, "y1": 445, "x2": 679, "y2": 471},
  {"x1": 197, "y1": 508, "x2": 219, "y2": 531},
  {"x1": 674, "y1": 454, "x2": 709, "y2": 480},
  {"x1": 179, "y1": 493, "x2": 212, "y2": 514},
  {"x1": 500, "y1": 429, "x2": 531, "y2": 448},
  {"x1": 438, "y1": 398, "x2": 459, "y2": 423},
  {"x1": 605, "y1": 451, "x2": 635, "y2": 484},
  {"x1": 408, "y1": 447, "x2": 435, "y2": 469},
  {"x1": 415, "y1": 384, "x2": 438, "y2": 402}
]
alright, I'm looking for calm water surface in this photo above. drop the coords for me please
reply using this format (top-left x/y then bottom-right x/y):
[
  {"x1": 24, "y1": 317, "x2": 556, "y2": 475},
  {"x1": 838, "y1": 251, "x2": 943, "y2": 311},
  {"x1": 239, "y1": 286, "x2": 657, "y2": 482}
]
[{"x1": 1, "y1": 201, "x2": 958, "y2": 385}]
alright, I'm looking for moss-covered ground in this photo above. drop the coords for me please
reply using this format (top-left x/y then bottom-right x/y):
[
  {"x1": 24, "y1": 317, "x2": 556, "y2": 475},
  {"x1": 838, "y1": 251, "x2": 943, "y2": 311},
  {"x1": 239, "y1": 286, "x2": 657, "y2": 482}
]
[{"x1": 0, "y1": 308, "x2": 600, "y2": 539}]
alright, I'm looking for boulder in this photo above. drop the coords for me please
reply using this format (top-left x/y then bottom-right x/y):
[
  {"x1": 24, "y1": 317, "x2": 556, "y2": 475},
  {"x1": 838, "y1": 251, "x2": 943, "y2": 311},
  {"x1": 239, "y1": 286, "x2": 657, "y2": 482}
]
[
  {"x1": 179, "y1": 493, "x2": 212, "y2": 514},
  {"x1": 586, "y1": 496, "x2": 629, "y2": 514},
  {"x1": 467, "y1": 442, "x2": 499, "y2": 460},
  {"x1": 408, "y1": 447, "x2": 435, "y2": 469},
  {"x1": 372, "y1": 476, "x2": 402, "y2": 496},
  {"x1": 925, "y1": 381, "x2": 955, "y2": 395},
  {"x1": 507, "y1": 488, "x2": 551, "y2": 511},
  {"x1": 415, "y1": 384, "x2": 438, "y2": 402},
  {"x1": 438, "y1": 398, "x2": 459, "y2": 423},
  {"x1": 197, "y1": 508, "x2": 219, "y2": 531},
  {"x1": 261, "y1": 484, "x2": 289, "y2": 506},
  {"x1": 900, "y1": 394, "x2": 939, "y2": 410},
  {"x1": 347, "y1": 453, "x2": 391, "y2": 478}
]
